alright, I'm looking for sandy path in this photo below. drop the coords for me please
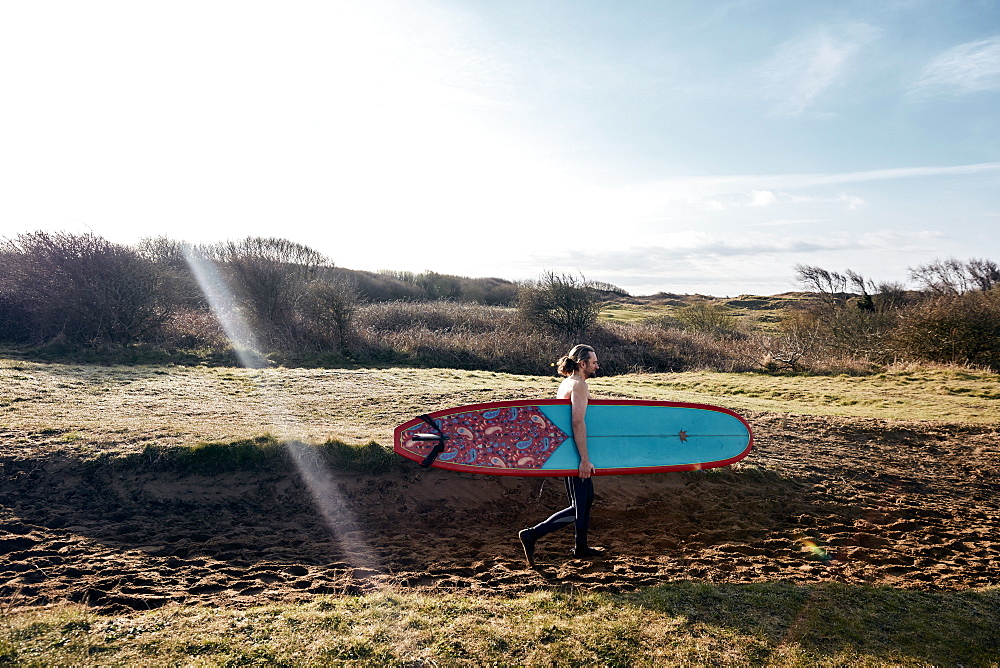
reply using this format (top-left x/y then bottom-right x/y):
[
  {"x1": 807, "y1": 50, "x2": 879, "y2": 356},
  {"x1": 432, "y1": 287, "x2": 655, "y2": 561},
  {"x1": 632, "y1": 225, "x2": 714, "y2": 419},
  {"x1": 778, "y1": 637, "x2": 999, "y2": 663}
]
[{"x1": 2, "y1": 412, "x2": 999, "y2": 613}]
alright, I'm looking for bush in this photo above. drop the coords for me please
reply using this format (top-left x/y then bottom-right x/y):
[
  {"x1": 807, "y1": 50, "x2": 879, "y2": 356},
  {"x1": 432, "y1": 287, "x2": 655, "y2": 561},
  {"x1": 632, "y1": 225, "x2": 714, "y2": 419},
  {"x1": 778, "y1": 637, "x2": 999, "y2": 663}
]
[
  {"x1": 368, "y1": 270, "x2": 519, "y2": 304},
  {"x1": 297, "y1": 278, "x2": 359, "y2": 350},
  {"x1": 176, "y1": 238, "x2": 363, "y2": 353},
  {"x1": 517, "y1": 272, "x2": 605, "y2": 336},
  {"x1": 355, "y1": 300, "x2": 501, "y2": 334},
  {"x1": 353, "y1": 301, "x2": 555, "y2": 372},
  {"x1": 893, "y1": 291, "x2": 1000, "y2": 369},
  {"x1": 674, "y1": 303, "x2": 744, "y2": 337},
  {"x1": 350, "y1": 301, "x2": 767, "y2": 375},
  {"x1": 793, "y1": 264, "x2": 902, "y2": 361},
  {"x1": 909, "y1": 257, "x2": 1000, "y2": 295},
  {"x1": 207, "y1": 237, "x2": 326, "y2": 342},
  {"x1": 593, "y1": 321, "x2": 766, "y2": 374},
  {"x1": 157, "y1": 308, "x2": 229, "y2": 349},
  {"x1": 0, "y1": 232, "x2": 169, "y2": 345},
  {"x1": 136, "y1": 236, "x2": 206, "y2": 310}
]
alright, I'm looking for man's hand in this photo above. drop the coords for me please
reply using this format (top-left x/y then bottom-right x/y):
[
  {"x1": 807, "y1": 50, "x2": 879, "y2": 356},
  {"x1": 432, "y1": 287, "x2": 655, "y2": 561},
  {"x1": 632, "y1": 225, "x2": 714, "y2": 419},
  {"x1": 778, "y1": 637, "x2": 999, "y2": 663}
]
[{"x1": 579, "y1": 459, "x2": 595, "y2": 479}]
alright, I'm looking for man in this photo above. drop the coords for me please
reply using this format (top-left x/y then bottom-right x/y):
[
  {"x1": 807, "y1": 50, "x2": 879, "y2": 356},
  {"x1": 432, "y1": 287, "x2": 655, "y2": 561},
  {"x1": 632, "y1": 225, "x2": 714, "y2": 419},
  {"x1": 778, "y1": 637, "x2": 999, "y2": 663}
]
[{"x1": 518, "y1": 344, "x2": 605, "y2": 567}]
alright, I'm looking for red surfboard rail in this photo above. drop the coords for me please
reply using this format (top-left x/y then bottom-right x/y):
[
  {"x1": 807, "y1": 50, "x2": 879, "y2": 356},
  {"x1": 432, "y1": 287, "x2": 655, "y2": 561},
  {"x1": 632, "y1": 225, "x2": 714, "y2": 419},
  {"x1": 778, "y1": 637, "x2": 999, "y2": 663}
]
[{"x1": 394, "y1": 398, "x2": 753, "y2": 477}]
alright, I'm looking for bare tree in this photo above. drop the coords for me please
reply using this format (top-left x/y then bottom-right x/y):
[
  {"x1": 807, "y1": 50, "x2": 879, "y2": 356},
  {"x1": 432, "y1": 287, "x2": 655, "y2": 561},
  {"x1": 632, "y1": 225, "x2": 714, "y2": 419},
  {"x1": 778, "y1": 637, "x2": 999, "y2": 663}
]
[
  {"x1": 966, "y1": 258, "x2": 1000, "y2": 292},
  {"x1": 517, "y1": 271, "x2": 604, "y2": 336},
  {"x1": 299, "y1": 275, "x2": 359, "y2": 349},
  {"x1": 208, "y1": 237, "x2": 329, "y2": 341},
  {"x1": 909, "y1": 257, "x2": 1000, "y2": 296},
  {"x1": 0, "y1": 232, "x2": 168, "y2": 345},
  {"x1": 793, "y1": 264, "x2": 901, "y2": 359}
]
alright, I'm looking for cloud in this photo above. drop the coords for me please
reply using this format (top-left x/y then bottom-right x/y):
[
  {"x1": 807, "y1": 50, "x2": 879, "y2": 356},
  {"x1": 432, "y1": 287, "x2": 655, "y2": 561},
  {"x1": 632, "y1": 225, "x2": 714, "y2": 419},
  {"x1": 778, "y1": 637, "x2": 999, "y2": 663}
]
[
  {"x1": 526, "y1": 230, "x2": 953, "y2": 296},
  {"x1": 759, "y1": 24, "x2": 878, "y2": 116},
  {"x1": 634, "y1": 162, "x2": 1000, "y2": 204},
  {"x1": 599, "y1": 162, "x2": 999, "y2": 228},
  {"x1": 533, "y1": 229, "x2": 945, "y2": 275},
  {"x1": 749, "y1": 190, "x2": 778, "y2": 207},
  {"x1": 912, "y1": 36, "x2": 1000, "y2": 96},
  {"x1": 839, "y1": 192, "x2": 866, "y2": 209},
  {"x1": 750, "y1": 218, "x2": 826, "y2": 228}
]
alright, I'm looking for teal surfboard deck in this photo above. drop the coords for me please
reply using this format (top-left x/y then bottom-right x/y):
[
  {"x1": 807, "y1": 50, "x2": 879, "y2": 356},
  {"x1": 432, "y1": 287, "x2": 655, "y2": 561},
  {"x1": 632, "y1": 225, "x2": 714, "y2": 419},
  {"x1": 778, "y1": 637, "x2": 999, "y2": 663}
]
[{"x1": 394, "y1": 399, "x2": 753, "y2": 476}]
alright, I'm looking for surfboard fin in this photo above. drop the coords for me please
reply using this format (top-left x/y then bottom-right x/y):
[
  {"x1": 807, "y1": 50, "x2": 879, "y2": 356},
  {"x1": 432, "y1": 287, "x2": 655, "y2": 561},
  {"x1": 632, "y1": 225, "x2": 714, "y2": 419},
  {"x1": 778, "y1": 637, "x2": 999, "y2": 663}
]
[{"x1": 416, "y1": 414, "x2": 447, "y2": 468}]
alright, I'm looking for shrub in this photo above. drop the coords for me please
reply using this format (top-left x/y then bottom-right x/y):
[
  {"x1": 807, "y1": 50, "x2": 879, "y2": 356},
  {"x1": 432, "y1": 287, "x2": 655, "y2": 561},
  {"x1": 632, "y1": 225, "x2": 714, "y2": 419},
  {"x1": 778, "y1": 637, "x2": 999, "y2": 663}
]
[
  {"x1": 297, "y1": 278, "x2": 359, "y2": 350},
  {"x1": 369, "y1": 270, "x2": 519, "y2": 304},
  {"x1": 136, "y1": 236, "x2": 206, "y2": 310},
  {"x1": 207, "y1": 237, "x2": 326, "y2": 342},
  {"x1": 909, "y1": 257, "x2": 1000, "y2": 295},
  {"x1": 176, "y1": 238, "x2": 364, "y2": 353},
  {"x1": 793, "y1": 264, "x2": 902, "y2": 361},
  {"x1": 674, "y1": 303, "x2": 744, "y2": 337},
  {"x1": 349, "y1": 269, "x2": 426, "y2": 302},
  {"x1": 517, "y1": 272, "x2": 604, "y2": 336},
  {"x1": 591, "y1": 321, "x2": 764, "y2": 374},
  {"x1": 351, "y1": 301, "x2": 771, "y2": 375},
  {"x1": 0, "y1": 232, "x2": 169, "y2": 345},
  {"x1": 353, "y1": 301, "x2": 554, "y2": 372},
  {"x1": 355, "y1": 300, "x2": 502, "y2": 334},
  {"x1": 892, "y1": 291, "x2": 1000, "y2": 370},
  {"x1": 156, "y1": 308, "x2": 229, "y2": 349}
]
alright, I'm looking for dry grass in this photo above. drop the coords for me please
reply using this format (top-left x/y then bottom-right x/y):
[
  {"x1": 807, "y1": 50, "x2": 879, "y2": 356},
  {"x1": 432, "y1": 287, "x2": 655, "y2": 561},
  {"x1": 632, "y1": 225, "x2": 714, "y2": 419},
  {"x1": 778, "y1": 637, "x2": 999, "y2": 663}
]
[
  {"x1": 2, "y1": 360, "x2": 999, "y2": 467},
  {"x1": 0, "y1": 360, "x2": 560, "y2": 453},
  {"x1": 3, "y1": 358, "x2": 1000, "y2": 665},
  {"x1": 589, "y1": 363, "x2": 1000, "y2": 424},
  {"x1": 3, "y1": 585, "x2": 998, "y2": 666}
]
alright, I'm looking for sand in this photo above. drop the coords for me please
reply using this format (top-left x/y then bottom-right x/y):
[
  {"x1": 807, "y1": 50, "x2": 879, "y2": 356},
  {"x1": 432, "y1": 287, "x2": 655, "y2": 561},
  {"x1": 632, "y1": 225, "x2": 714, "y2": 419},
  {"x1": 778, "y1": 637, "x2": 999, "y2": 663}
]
[{"x1": 2, "y1": 412, "x2": 998, "y2": 613}]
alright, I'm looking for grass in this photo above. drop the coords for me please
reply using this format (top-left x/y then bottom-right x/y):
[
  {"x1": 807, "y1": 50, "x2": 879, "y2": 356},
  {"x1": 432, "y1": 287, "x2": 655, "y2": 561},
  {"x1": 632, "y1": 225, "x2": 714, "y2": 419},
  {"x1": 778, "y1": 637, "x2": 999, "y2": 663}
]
[
  {"x1": 588, "y1": 365, "x2": 1000, "y2": 424},
  {"x1": 599, "y1": 302, "x2": 675, "y2": 324},
  {"x1": 599, "y1": 293, "x2": 815, "y2": 331},
  {"x1": 3, "y1": 583, "x2": 998, "y2": 665},
  {"x1": 3, "y1": 357, "x2": 1000, "y2": 665},
  {"x1": 3, "y1": 362, "x2": 999, "y2": 456},
  {"x1": 96, "y1": 435, "x2": 399, "y2": 475}
]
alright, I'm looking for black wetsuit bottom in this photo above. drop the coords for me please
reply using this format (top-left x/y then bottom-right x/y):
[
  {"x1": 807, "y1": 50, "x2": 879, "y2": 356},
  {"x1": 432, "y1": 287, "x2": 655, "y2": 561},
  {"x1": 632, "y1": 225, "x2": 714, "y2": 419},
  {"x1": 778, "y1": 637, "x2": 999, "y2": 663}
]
[{"x1": 526, "y1": 477, "x2": 594, "y2": 549}]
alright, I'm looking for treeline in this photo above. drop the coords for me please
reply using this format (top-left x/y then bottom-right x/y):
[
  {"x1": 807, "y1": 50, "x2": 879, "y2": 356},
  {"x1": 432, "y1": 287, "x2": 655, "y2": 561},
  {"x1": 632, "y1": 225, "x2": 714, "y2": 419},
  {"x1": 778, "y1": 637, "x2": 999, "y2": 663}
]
[
  {"x1": 0, "y1": 233, "x2": 523, "y2": 346},
  {"x1": 783, "y1": 260, "x2": 1000, "y2": 371},
  {"x1": 0, "y1": 233, "x2": 630, "y2": 372},
  {"x1": 1, "y1": 231, "x2": 998, "y2": 374}
]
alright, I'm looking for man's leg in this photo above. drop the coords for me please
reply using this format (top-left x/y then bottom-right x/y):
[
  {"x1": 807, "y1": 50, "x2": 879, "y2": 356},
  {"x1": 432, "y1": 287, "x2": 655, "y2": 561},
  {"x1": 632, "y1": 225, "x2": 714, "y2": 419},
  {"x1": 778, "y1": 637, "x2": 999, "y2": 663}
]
[
  {"x1": 519, "y1": 478, "x2": 579, "y2": 566},
  {"x1": 568, "y1": 476, "x2": 594, "y2": 551}
]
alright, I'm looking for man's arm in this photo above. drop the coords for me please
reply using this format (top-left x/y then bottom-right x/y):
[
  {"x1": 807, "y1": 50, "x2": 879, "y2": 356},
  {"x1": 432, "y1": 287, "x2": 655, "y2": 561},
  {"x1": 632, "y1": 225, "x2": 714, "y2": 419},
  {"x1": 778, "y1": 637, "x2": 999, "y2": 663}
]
[{"x1": 570, "y1": 381, "x2": 595, "y2": 479}]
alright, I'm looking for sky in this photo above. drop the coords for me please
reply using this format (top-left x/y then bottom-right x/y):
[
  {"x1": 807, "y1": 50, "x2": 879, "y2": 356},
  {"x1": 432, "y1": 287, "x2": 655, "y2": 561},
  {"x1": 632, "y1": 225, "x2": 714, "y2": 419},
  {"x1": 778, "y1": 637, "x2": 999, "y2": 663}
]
[{"x1": 2, "y1": 0, "x2": 999, "y2": 297}]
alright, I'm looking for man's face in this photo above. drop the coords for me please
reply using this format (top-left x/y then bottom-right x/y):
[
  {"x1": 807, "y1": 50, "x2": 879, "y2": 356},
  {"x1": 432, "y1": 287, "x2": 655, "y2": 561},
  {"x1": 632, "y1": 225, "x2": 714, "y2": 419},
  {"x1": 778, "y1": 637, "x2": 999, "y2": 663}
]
[{"x1": 580, "y1": 352, "x2": 599, "y2": 379}]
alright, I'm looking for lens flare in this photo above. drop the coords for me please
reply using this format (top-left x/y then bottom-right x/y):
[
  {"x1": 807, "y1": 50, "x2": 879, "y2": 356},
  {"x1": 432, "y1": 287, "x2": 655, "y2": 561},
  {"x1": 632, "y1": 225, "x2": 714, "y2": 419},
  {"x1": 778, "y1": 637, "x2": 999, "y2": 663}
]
[
  {"x1": 182, "y1": 246, "x2": 381, "y2": 580},
  {"x1": 182, "y1": 247, "x2": 268, "y2": 369},
  {"x1": 798, "y1": 537, "x2": 830, "y2": 562}
]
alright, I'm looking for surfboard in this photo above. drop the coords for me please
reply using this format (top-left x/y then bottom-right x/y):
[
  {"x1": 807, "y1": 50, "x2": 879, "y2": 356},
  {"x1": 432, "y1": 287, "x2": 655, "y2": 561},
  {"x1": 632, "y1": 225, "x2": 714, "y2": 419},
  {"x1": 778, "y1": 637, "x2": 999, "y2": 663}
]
[{"x1": 394, "y1": 399, "x2": 753, "y2": 476}]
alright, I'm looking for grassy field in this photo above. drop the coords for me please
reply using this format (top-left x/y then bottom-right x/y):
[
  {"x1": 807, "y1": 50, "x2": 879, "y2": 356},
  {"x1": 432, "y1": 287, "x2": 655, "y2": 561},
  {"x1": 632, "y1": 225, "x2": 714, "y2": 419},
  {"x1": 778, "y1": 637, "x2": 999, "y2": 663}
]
[
  {"x1": 599, "y1": 292, "x2": 813, "y2": 330},
  {"x1": 2, "y1": 358, "x2": 1000, "y2": 665},
  {"x1": 4, "y1": 584, "x2": 999, "y2": 666},
  {"x1": 589, "y1": 365, "x2": 1000, "y2": 424},
  {"x1": 3, "y1": 359, "x2": 999, "y2": 445}
]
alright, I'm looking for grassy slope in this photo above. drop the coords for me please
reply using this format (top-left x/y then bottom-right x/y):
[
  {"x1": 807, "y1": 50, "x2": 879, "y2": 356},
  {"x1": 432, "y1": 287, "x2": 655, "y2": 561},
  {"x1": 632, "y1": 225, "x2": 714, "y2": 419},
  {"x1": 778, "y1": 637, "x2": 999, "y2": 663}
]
[
  {"x1": 600, "y1": 292, "x2": 814, "y2": 330},
  {"x1": 2, "y1": 358, "x2": 1000, "y2": 665}
]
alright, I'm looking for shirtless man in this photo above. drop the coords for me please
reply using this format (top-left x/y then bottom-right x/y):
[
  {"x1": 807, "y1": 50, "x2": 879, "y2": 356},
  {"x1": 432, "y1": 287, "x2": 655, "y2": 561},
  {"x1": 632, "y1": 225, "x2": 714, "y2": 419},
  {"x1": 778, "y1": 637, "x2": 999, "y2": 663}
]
[{"x1": 518, "y1": 344, "x2": 604, "y2": 567}]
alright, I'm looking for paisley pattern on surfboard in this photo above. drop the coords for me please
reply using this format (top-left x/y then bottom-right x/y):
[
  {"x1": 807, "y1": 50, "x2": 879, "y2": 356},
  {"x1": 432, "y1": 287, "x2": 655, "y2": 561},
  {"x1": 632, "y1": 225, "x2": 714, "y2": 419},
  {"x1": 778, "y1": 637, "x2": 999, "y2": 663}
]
[{"x1": 399, "y1": 406, "x2": 569, "y2": 469}]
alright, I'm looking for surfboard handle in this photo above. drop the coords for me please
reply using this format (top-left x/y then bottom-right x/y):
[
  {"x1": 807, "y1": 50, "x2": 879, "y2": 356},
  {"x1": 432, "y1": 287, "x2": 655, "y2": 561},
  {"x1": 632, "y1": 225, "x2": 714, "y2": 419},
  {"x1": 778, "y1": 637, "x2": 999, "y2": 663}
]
[{"x1": 416, "y1": 414, "x2": 448, "y2": 468}]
